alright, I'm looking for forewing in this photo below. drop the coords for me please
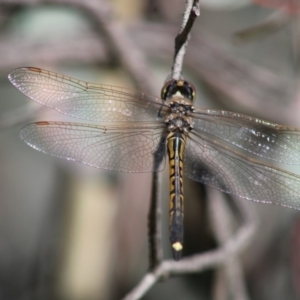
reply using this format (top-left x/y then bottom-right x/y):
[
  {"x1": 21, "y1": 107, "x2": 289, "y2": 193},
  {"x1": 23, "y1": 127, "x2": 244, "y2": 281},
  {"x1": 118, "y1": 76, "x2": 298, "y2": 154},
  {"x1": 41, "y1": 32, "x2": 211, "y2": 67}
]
[
  {"x1": 184, "y1": 130, "x2": 300, "y2": 209},
  {"x1": 192, "y1": 109, "x2": 300, "y2": 164},
  {"x1": 20, "y1": 122, "x2": 167, "y2": 172},
  {"x1": 9, "y1": 67, "x2": 166, "y2": 122}
]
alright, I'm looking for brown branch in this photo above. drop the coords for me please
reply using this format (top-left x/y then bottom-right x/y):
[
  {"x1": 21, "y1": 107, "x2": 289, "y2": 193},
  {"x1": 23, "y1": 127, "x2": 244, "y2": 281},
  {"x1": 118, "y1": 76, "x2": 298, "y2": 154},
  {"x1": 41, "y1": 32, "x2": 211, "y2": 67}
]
[
  {"x1": 208, "y1": 188, "x2": 254, "y2": 300},
  {"x1": 174, "y1": 0, "x2": 200, "y2": 57},
  {"x1": 147, "y1": 170, "x2": 163, "y2": 269},
  {"x1": 122, "y1": 201, "x2": 256, "y2": 300},
  {"x1": 171, "y1": 0, "x2": 200, "y2": 80}
]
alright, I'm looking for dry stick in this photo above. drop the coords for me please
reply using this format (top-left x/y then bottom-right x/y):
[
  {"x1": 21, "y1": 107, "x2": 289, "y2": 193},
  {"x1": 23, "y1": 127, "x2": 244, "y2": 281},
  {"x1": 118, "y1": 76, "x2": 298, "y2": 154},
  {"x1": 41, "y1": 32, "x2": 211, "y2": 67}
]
[
  {"x1": 122, "y1": 204, "x2": 256, "y2": 300},
  {"x1": 171, "y1": 0, "x2": 200, "y2": 80},
  {"x1": 147, "y1": 170, "x2": 163, "y2": 270},
  {"x1": 208, "y1": 188, "x2": 254, "y2": 300}
]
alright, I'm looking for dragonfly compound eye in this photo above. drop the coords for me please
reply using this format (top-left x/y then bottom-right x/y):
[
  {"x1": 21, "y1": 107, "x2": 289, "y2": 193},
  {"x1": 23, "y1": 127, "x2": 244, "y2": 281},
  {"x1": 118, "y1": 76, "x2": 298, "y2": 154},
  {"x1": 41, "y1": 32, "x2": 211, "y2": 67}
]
[{"x1": 161, "y1": 79, "x2": 196, "y2": 102}]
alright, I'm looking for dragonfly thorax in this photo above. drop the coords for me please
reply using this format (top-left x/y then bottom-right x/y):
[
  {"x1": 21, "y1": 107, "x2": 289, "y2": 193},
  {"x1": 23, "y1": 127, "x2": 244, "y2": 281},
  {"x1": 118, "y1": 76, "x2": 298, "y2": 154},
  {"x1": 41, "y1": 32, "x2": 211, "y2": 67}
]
[
  {"x1": 165, "y1": 113, "x2": 193, "y2": 133},
  {"x1": 167, "y1": 97, "x2": 194, "y2": 115},
  {"x1": 164, "y1": 96, "x2": 194, "y2": 134},
  {"x1": 161, "y1": 79, "x2": 195, "y2": 134}
]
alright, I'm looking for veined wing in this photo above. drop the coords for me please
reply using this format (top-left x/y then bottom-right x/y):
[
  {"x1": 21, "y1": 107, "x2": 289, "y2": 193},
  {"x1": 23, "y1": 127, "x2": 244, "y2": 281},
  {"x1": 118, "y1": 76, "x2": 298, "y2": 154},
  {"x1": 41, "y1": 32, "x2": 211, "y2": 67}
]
[
  {"x1": 20, "y1": 121, "x2": 167, "y2": 172},
  {"x1": 184, "y1": 130, "x2": 300, "y2": 209},
  {"x1": 9, "y1": 67, "x2": 166, "y2": 122},
  {"x1": 192, "y1": 109, "x2": 300, "y2": 164}
]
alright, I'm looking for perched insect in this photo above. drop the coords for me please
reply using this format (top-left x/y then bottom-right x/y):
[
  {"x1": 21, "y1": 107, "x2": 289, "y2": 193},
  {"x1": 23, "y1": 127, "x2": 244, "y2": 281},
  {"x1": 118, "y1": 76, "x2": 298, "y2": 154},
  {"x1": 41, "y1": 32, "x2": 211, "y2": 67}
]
[{"x1": 9, "y1": 67, "x2": 300, "y2": 260}]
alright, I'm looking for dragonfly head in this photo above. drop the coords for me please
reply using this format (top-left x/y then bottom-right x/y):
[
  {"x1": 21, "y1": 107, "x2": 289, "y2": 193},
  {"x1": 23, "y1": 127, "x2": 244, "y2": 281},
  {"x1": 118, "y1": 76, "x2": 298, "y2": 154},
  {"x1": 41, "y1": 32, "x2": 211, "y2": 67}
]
[{"x1": 161, "y1": 79, "x2": 196, "y2": 102}]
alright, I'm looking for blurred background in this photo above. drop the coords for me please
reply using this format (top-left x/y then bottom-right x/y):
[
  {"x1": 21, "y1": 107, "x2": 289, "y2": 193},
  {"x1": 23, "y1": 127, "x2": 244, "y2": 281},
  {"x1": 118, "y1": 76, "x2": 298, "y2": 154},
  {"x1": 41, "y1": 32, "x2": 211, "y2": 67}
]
[{"x1": 0, "y1": 0, "x2": 299, "y2": 299}]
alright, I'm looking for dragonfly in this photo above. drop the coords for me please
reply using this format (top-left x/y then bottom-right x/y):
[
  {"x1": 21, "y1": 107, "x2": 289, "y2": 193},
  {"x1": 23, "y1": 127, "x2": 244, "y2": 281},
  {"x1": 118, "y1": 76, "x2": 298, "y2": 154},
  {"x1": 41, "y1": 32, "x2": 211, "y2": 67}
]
[{"x1": 8, "y1": 67, "x2": 300, "y2": 260}]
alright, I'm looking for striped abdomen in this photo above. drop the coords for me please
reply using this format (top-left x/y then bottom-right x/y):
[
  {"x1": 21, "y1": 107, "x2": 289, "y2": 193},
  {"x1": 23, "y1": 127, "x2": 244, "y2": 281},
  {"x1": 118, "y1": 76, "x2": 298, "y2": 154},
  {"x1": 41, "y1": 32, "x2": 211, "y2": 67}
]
[{"x1": 167, "y1": 131, "x2": 186, "y2": 260}]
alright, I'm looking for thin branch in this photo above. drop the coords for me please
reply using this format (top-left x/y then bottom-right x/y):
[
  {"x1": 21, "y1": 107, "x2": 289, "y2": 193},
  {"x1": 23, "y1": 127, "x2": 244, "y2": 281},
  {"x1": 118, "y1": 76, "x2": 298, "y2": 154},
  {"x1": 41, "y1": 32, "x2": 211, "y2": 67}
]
[
  {"x1": 208, "y1": 188, "x2": 253, "y2": 300},
  {"x1": 171, "y1": 0, "x2": 200, "y2": 79},
  {"x1": 175, "y1": 0, "x2": 200, "y2": 56},
  {"x1": 148, "y1": 170, "x2": 163, "y2": 269},
  {"x1": 122, "y1": 200, "x2": 256, "y2": 300}
]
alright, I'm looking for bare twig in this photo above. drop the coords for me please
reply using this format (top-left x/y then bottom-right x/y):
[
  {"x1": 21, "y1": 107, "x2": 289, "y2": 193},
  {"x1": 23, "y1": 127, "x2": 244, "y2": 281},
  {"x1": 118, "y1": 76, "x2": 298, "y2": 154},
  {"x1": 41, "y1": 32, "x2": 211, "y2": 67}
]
[
  {"x1": 208, "y1": 188, "x2": 254, "y2": 300},
  {"x1": 171, "y1": 0, "x2": 200, "y2": 79},
  {"x1": 122, "y1": 202, "x2": 256, "y2": 300},
  {"x1": 148, "y1": 170, "x2": 163, "y2": 269}
]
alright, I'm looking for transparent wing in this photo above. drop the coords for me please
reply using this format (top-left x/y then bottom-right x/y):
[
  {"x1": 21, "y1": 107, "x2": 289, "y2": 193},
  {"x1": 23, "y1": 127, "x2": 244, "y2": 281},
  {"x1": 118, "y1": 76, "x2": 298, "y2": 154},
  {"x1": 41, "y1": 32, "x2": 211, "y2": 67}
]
[
  {"x1": 192, "y1": 109, "x2": 300, "y2": 164},
  {"x1": 20, "y1": 121, "x2": 167, "y2": 172},
  {"x1": 9, "y1": 67, "x2": 166, "y2": 122},
  {"x1": 184, "y1": 130, "x2": 300, "y2": 209}
]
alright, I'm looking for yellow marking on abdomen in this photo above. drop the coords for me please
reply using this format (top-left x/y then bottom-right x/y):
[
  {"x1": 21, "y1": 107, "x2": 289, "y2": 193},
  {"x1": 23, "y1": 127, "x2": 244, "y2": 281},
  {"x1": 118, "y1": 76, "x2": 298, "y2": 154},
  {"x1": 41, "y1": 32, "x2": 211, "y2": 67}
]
[{"x1": 167, "y1": 132, "x2": 186, "y2": 260}]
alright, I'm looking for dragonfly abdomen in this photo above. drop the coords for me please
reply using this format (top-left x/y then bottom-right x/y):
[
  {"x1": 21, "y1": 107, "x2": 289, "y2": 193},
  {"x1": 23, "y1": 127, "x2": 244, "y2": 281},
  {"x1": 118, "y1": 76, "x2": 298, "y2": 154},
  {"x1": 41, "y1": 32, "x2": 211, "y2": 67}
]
[{"x1": 167, "y1": 131, "x2": 186, "y2": 260}]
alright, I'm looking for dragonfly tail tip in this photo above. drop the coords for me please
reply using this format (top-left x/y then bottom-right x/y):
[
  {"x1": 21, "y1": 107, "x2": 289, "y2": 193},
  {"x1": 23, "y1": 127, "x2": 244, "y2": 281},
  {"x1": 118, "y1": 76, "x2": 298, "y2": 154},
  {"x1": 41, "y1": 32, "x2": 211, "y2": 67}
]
[{"x1": 172, "y1": 242, "x2": 183, "y2": 261}]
